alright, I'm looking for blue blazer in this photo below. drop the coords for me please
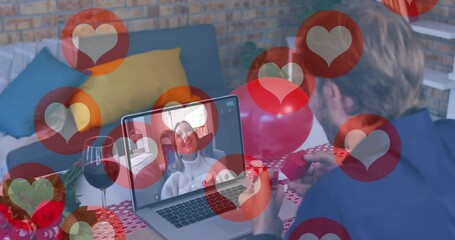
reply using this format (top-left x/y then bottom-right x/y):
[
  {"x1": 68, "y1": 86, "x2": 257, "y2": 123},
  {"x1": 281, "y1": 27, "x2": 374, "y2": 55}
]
[{"x1": 252, "y1": 109, "x2": 455, "y2": 240}]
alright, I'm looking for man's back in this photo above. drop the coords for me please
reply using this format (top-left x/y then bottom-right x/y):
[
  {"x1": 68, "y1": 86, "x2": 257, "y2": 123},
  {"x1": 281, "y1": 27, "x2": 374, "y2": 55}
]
[{"x1": 288, "y1": 110, "x2": 455, "y2": 239}]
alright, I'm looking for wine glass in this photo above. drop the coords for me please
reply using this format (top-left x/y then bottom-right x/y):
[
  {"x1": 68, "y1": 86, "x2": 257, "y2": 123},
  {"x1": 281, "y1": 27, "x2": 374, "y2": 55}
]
[{"x1": 82, "y1": 136, "x2": 120, "y2": 208}]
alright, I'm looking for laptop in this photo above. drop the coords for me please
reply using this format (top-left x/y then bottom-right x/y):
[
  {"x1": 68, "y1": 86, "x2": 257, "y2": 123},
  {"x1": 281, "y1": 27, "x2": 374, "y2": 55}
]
[{"x1": 120, "y1": 95, "x2": 252, "y2": 240}]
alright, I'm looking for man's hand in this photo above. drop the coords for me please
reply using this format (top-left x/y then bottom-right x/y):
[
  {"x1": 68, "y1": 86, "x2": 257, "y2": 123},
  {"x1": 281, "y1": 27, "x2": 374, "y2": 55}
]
[
  {"x1": 288, "y1": 152, "x2": 337, "y2": 197},
  {"x1": 239, "y1": 170, "x2": 285, "y2": 236}
]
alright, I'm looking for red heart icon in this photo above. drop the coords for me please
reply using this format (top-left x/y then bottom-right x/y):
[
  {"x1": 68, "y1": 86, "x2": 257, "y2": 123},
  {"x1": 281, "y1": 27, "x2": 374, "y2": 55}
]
[
  {"x1": 383, "y1": 0, "x2": 438, "y2": 17},
  {"x1": 296, "y1": 10, "x2": 363, "y2": 78},
  {"x1": 289, "y1": 218, "x2": 352, "y2": 240},
  {"x1": 34, "y1": 87, "x2": 101, "y2": 155},
  {"x1": 1, "y1": 163, "x2": 66, "y2": 231},
  {"x1": 334, "y1": 114, "x2": 401, "y2": 182},
  {"x1": 61, "y1": 8, "x2": 129, "y2": 74}
]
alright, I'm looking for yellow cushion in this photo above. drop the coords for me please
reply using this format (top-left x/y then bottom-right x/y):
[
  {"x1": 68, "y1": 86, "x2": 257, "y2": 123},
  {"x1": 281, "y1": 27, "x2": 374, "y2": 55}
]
[{"x1": 69, "y1": 48, "x2": 190, "y2": 131}]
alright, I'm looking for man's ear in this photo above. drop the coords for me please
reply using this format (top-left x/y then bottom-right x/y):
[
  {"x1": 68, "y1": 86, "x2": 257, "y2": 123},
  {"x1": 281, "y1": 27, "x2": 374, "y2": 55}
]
[
  {"x1": 322, "y1": 80, "x2": 343, "y2": 108},
  {"x1": 323, "y1": 80, "x2": 355, "y2": 116},
  {"x1": 341, "y1": 92, "x2": 355, "y2": 114}
]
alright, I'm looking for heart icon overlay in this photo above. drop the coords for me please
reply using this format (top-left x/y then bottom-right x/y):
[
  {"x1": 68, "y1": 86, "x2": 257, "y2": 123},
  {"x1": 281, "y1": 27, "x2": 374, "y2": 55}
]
[
  {"x1": 306, "y1": 26, "x2": 352, "y2": 67},
  {"x1": 382, "y1": 0, "x2": 438, "y2": 17},
  {"x1": 290, "y1": 218, "x2": 352, "y2": 240},
  {"x1": 300, "y1": 233, "x2": 342, "y2": 240},
  {"x1": 116, "y1": 136, "x2": 158, "y2": 176},
  {"x1": 258, "y1": 62, "x2": 305, "y2": 103},
  {"x1": 258, "y1": 62, "x2": 305, "y2": 87},
  {"x1": 70, "y1": 221, "x2": 94, "y2": 239},
  {"x1": 105, "y1": 121, "x2": 164, "y2": 190},
  {"x1": 258, "y1": 77, "x2": 302, "y2": 104},
  {"x1": 247, "y1": 47, "x2": 315, "y2": 115},
  {"x1": 153, "y1": 86, "x2": 220, "y2": 152},
  {"x1": 345, "y1": 129, "x2": 390, "y2": 170},
  {"x1": 0, "y1": 164, "x2": 66, "y2": 232},
  {"x1": 8, "y1": 179, "x2": 54, "y2": 217},
  {"x1": 161, "y1": 102, "x2": 208, "y2": 132},
  {"x1": 72, "y1": 23, "x2": 118, "y2": 64},
  {"x1": 91, "y1": 221, "x2": 116, "y2": 240},
  {"x1": 247, "y1": 47, "x2": 315, "y2": 114},
  {"x1": 44, "y1": 102, "x2": 89, "y2": 143},
  {"x1": 203, "y1": 154, "x2": 273, "y2": 222},
  {"x1": 34, "y1": 87, "x2": 102, "y2": 155},
  {"x1": 61, "y1": 8, "x2": 129, "y2": 75},
  {"x1": 334, "y1": 114, "x2": 402, "y2": 182},
  {"x1": 214, "y1": 169, "x2": 248, "y2": 203},
  {"x1": 296, "y1": 10, "x2": 363, "y2": 78},
  {"x1": 59, "y1": 206, "x2": 125, "y2": 239}
]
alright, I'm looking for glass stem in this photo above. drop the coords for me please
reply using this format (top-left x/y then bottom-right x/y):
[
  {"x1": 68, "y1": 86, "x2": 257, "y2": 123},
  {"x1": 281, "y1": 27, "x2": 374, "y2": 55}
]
[{"x1": 101, "y1": 188, "x2": 107, "y2": 208}]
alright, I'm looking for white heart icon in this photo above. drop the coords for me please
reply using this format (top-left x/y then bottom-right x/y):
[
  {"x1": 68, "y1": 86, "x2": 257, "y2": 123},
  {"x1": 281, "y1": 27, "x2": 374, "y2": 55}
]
[
  {"x1": 306, "y1": 26, "x2": 352, "y2": 66},
  {"x1": 161, "y1": 102, "x2": 208, "y2": 132},
  {"x1": 238, "y1": 173, "x2": 261, "y2": 206},
  {"x1": 69, "y1": 221, "x2": 91, "y2": 239},
  {"x1": 72, "y1": 23, "x2": 118, "y2": 64},
  {"x1": 92, "y1": 221, "x2": 115, "y2": 240},
  {"x1": 69, "y1": 221, "x2": 115, "y2": 240},
  {"x1": 258, "y1": 62, "x2": 305, "y2": 87},
  {"x1": 299, "y1": 233, "x2": 342, "y2": 240},
  {"x1": 117, "y1": 137, "x2": 158, "y2": 175},
  {"x1": 345, "y1": 129, "x2": 390, "y2": 170},
  {"x1": 344, "y1": 129, "x2": 365, "y2": 152},
  {"x1": 258, "y1": 62, "x2": 304, "y2": 103},
  {"x1": 44, "y1": 103, "x2": 89, "y2": 143},
  {"x1": 258, "y1": 76, "x2": 301, "y2": 103}
]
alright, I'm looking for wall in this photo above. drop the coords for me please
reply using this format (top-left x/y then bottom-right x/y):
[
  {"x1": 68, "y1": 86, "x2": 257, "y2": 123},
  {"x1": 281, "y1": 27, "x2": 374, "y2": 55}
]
[
  {"x1": 2, "y1": 0, "x2": 450, "y2": 115},
  {"x1": 417, "y1": 0, "x2": 455, "y2": 118},
  {"x1": 0, "y1": 0, "x2": 303, "y2": 89}
]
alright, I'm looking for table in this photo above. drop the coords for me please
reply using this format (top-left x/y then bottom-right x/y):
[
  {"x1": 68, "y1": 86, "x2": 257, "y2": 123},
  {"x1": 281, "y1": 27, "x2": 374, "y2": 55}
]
[{"x1": 78, "y1": 144, "x2": 334, "y2": 239}]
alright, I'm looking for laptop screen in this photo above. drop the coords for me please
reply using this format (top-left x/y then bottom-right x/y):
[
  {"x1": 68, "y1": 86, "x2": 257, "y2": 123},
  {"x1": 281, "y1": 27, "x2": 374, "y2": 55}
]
[{"x1": 121, "y1": 95, "x2": 246, "y2": 210}]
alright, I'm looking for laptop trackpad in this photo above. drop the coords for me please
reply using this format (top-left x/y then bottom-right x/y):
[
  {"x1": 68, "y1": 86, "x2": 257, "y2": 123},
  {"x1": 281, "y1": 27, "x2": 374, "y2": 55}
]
[{"x1": 213, "y1": 216, "x2": 251, "y2": 235}]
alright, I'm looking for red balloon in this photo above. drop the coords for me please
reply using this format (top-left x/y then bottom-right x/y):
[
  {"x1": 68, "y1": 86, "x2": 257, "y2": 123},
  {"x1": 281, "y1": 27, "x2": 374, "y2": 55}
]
[{"x1": 231, "y1": 81, "x2": 313, "y2": 160}]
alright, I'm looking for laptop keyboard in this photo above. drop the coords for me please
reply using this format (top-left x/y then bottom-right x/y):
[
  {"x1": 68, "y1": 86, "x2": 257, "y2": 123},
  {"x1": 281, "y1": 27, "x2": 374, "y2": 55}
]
[{"x1": 156, "y1": 185, "x2": 247, "y2": 228}]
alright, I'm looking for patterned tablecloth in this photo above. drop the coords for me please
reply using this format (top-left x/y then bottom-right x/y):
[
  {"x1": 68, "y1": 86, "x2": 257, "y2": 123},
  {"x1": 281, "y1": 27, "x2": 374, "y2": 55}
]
[{"x1": 100, "y1": 144, "x2": 334, "y2": 239}]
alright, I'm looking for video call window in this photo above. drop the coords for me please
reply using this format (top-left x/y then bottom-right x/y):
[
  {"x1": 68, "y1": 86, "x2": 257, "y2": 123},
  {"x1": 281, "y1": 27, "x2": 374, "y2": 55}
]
[{"x1": 121, "y1": 97, "x2": 245, "y2": 209}]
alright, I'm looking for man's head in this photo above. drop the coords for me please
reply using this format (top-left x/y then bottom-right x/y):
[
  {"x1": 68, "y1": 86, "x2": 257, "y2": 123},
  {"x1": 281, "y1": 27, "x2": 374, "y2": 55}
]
[{"x1": 309, "y1": 1, "x2": 426, "y2": 143}]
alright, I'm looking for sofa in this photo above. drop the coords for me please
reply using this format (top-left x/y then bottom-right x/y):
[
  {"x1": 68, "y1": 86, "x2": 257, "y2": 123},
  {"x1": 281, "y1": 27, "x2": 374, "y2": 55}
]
[{"x1": 3, "y1": 24, "x2": 231, "y2": 178}]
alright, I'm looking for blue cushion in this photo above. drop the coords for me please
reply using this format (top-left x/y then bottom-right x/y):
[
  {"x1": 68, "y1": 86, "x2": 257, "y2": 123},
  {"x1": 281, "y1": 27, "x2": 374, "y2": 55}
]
[
  {"x1": 7, "y1": 25, "x2": 228, "y2": 176},
  {"x1": 0, "y1": 47, "x2": 88, "y2": 138}
]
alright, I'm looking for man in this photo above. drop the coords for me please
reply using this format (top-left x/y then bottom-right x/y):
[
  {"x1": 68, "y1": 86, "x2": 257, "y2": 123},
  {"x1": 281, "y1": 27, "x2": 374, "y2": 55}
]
[{"x1": 243, "y1": 1, "x2": 455, "y2": 239}]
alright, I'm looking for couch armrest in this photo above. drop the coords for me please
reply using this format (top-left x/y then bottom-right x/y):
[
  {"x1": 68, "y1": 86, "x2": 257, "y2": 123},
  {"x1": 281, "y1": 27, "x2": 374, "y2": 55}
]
[
  {"x1": 7, "y1": 123, "x2": 119, "y2": 178},
  {"x1": 7, "y1": 142, "x2": 80, "y2": 178}
]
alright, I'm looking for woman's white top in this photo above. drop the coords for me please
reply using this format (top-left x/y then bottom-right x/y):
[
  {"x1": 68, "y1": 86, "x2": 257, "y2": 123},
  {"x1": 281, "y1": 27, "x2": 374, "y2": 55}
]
[{"x1": 160, "y1": 152, "x2": 233, "y2": 200}]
